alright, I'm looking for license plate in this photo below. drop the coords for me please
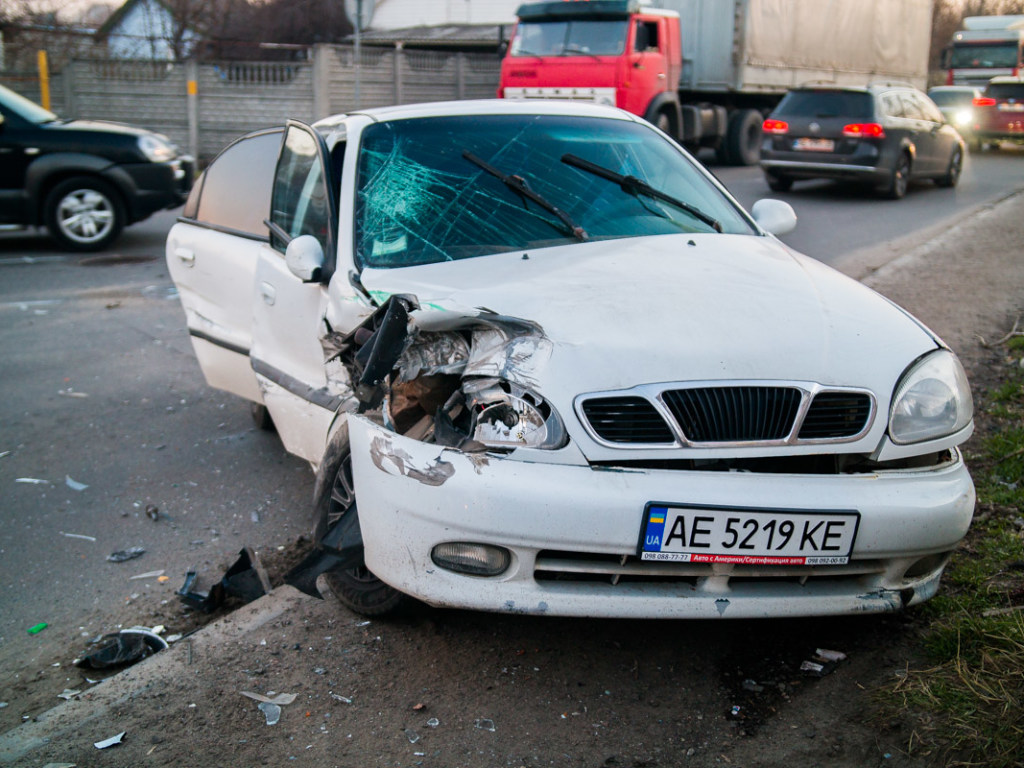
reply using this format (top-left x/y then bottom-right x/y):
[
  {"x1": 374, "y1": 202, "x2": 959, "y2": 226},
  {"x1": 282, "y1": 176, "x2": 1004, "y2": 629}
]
[
  {"x1": 639, "y1": 504, "x2": 859, "y2": 565},
  {"x1": 793, "y1": 137, "x2": 835, "y2": 152},
  {"x1": 997, "y1": 103, "x2": 1024, "y2": 112}
]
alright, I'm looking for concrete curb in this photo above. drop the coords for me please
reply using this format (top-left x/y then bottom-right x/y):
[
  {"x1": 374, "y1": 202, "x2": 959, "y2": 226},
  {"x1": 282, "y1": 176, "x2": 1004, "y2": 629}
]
[{"x1": 0, "y1": 587, "x2": 316, "y2": 765}]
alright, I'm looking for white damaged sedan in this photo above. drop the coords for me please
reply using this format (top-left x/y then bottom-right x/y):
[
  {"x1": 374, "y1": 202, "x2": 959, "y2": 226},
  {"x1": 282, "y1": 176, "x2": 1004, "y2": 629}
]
[{"x1": 167, "y1": 100, "x2": 974, "y2": 619}]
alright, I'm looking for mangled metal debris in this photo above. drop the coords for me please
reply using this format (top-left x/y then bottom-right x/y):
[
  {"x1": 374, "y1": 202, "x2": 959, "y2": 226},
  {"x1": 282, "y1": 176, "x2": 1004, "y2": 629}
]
[
  {"x1": 176, "y1": 547, "x2": 272, "y2": 611},
  {"x1": 75, "y1": 627, "x2": 168, "y2": 670}
]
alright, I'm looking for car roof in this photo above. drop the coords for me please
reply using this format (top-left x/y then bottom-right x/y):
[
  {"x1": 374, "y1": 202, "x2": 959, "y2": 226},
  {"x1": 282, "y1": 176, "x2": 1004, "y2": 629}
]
[
  {"x1": 988, "y1": 75, "x2": 1024, "y2": 85},
  {"x1": 928, "y1": 85, "x2": 980, "y2": 93},
  {"x1": 788, "y1": 82, "x2": 920, "y2": 96},
  {"x1": 338, "y1": 99, "x2": 641, "y2": 123}
]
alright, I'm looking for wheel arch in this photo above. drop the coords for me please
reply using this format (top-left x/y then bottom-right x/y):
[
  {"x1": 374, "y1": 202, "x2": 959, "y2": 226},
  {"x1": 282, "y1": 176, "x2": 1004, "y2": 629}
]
[
  {"x1": 25, "y1": 155, "x2": 133, "y2": 225},
  {"x1": 642, "y1": 93, "x2": 681, "y2": 139}
]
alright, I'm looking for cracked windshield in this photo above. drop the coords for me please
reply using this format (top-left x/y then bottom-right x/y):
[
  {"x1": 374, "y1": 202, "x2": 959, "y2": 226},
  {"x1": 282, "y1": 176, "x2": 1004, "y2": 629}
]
[{"x1": 354, "y1": 114, "x2": 753, "y2": 268}]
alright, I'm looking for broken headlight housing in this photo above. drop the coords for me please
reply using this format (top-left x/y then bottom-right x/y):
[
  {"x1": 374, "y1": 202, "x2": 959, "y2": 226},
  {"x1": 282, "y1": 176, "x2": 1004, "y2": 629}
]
[
  {"x1": 889, "y1": 350, "x2": 973, "y2": 445},
  {"x1": 463, "y1": 379, "x2": 567, "y2": 450}
]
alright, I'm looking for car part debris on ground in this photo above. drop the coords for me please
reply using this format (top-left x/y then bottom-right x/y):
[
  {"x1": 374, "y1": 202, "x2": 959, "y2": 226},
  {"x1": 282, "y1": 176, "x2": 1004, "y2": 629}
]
[
  {"x1": 106, "y1": 547, "x2": 145, "y2": 563},
  {"x1": 241, "y1": 691, "x2": 297, "y2": 726},
  {"x1": 93, "y1": 731, "x2": 125, "y2": 749},
  {"x1": 64, "y1": 475, "x2": 88, "y2": 491},
  {"x1": 800, "y1": 648, "x2": 848, "y2": 677},
  {"x1": 75, "y1": 628, "x2": 168, "y2": 670},
  {"x1": 177, "y1": 547, "x2": 272, "y2": 611}
]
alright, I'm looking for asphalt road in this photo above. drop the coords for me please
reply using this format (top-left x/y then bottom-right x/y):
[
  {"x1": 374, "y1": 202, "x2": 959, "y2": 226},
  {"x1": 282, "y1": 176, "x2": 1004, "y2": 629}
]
[{"x1": 0, "y1": 145, "x2": 1022, "y2": 732}]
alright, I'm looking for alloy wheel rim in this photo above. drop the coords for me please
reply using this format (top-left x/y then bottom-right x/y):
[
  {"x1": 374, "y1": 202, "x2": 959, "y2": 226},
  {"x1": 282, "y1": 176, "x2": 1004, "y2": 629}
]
[{"x1": 58, "y1": 189, "x2": 115, "y2": 243}]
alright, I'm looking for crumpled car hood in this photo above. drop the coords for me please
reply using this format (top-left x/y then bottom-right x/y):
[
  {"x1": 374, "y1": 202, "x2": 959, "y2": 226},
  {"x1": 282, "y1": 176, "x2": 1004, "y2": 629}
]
[{"x1": 358, "y1": 233, "x2": 937, "y2": 411}]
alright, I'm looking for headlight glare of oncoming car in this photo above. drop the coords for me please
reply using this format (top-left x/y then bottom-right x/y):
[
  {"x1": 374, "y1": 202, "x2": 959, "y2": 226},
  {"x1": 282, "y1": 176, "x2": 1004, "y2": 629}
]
[
  {"x1": 889, "y1": 350, "x2": 973, "y2": 445},
  {"x1": 137, "y1": 134, "x2": 177, "y2": 163},
  {"x1": 462, "y1": 378, "x2": 567, "y2": 450}
]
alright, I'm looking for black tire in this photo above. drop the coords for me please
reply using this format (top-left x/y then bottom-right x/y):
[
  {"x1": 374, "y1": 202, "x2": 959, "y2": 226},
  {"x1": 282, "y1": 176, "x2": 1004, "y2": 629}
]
[
  {"x1": 653, "y1": 108, "x2": 679, "y2": 141},
  {"x1": 249, "y1": 402, "x2": 275, "y2": 431},
  {"x1": 312, "y1": 426, "x2": 409, "y2": 617},
  {"x1": 43, "y1": 176, "x2": 125, "y2": 252},
  {"x1": 725, "y1": 109, "x2": 763, "y2": 166},
  {"x1": 765, "y1": 172, "x2": 793, "y2": 192},
  {"x1": 936, "y1": 147, "x2": 963, "y2": 188},
  {"x1": 883, "y1": 153, "x2": 911, "y2": 200}
]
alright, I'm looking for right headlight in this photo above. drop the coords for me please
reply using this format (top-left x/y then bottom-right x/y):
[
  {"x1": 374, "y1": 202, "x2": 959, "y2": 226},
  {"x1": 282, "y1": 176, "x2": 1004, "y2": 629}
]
[{"x1": 889, "y1": 350, "x2": 973, "y2": 445}]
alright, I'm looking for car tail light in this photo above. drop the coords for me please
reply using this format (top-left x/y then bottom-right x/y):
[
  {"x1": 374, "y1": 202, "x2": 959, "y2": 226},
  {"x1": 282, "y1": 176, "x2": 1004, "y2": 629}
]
[
  {"x1": 973, "y1": 97, "x2": 997, "y2": 107},
  {"x1": 762, "y1": 118, "x2": 789, "y2": 134},
  {"x1": 842, "y1": 123, "x2": 885, "y2": 138}
]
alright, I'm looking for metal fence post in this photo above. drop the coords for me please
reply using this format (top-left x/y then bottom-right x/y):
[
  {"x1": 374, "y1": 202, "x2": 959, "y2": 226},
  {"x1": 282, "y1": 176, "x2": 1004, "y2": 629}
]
[
  {"x1": 63, "y1": 61, "x2": 76, "y2": 116},
  {"x1": 313, "y1": 44, "x2": 328, "y2": 120},
  {"x1": 457, "y1": 52, "x2": 465, "y2": 100},
  {"x1": 394, "y1": 43, "x2": 404, "y2": 105},
  {"x1": 185, "y1": 59, "x2": 199, "y2": 163}
]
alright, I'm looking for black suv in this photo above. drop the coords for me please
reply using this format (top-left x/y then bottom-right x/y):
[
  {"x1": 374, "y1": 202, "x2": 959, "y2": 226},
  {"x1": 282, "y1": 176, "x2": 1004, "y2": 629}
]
[
  {"x1": 0, "y1": 83, "x2": 193, "y2": 251},
  {"x1": 759, "y1": 83, "x2": 965, "y2": 199}
]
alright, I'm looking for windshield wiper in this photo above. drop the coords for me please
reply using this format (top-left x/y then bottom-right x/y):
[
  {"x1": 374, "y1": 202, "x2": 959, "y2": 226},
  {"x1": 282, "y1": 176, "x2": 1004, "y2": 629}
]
[
  {"x1": 561, "y1": 153, "x2": 722, "y2": 233},
  {"x1": 462, "y1": 150, "x2": 588, "y2": 241}
]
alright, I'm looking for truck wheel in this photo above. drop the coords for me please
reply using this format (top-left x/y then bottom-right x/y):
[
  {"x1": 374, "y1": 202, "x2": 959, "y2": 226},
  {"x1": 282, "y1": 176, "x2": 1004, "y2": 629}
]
[
  {"x1": 725, "y1": 109, "x2": 763, "y2": 166},
  {"x1": 654, "y1": 108, "x2": 677, "y2": 139},
  {"x1": 313, "y1": 425, "x2": 410, "y2": 617},
  {"x1": 44, "y1": 177, "x2": 125, "y2": 252}
]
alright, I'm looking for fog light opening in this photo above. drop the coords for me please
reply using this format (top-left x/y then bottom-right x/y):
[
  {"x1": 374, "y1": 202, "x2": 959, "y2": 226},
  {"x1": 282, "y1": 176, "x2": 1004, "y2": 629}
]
[
  {"x1": 431, "y1": 542, "x2": 511, "y2": 577},
  {"x1": 903, "y1": 551, "x2": 951, "y2": 580}
]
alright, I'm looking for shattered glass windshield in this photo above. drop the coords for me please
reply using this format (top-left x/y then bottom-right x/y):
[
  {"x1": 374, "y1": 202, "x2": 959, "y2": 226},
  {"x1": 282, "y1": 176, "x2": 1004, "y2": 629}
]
[{"x1": 354, "y1": 114, "x2": 754, "y2": 269}]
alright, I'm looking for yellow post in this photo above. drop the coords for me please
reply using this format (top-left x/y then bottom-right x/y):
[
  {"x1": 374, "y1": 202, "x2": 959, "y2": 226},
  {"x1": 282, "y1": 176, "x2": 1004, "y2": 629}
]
[{"x1": 37, "y1": 50, "x2": 51, "y2": 111}]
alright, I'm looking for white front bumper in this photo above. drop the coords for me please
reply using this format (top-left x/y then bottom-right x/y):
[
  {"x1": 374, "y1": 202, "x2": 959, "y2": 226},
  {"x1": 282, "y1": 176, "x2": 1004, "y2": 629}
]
[
  {"x1": 503, "y1": 86, "x2": 616, "y2": 106},
  {"x1": 349, "y1": 417, "x2": 975, "y2": 619}
]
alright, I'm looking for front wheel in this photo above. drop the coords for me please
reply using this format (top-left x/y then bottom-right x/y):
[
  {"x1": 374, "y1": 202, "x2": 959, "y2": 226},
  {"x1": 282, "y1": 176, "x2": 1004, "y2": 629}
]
[
  {"x1": 44, "y1": 177, "x2": 125, "y2": 252},
  {"x1": 312, "y1": 426, "x2": 409, "y2": 617}
]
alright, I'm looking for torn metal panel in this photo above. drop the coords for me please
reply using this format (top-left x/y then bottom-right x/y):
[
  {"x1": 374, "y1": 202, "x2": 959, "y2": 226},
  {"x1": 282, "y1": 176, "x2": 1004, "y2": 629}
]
[
  {"x1": 176, "y1": 547, "x2": 270, "y2": 612},
  {"x1": 396, "y1": 331, "x2": 471, "y2": 381},
  {"x1": 369, "y1": 433, "x2": 455, "y2": 487},
  {"x1": 323, "y1": 294, "x2": 418, "y2": 410}
]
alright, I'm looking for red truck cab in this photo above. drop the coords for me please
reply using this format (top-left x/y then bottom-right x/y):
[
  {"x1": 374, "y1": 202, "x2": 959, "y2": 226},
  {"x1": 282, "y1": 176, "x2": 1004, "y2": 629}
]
[{"x1": 499, "y1": 1, "x2": 681, "y2": 130}]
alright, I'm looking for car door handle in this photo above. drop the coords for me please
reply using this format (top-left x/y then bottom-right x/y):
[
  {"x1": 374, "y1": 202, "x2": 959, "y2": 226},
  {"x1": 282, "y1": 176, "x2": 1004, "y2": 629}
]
[
  {"x1": 174, "y1": 247, "x2": 195, "y2": 267},
  {"x1": 260, "y1": 282, "x2": 276, "y2": 306}
]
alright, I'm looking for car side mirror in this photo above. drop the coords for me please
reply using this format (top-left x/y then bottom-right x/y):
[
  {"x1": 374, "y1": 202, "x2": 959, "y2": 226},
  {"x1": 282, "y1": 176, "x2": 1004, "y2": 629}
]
[
  {"x1": 285, "y1": 235, "x2": 325, "y2": 282},
  {"x1": 751, "y1": 199, "x2": 797, "y2": 236}
]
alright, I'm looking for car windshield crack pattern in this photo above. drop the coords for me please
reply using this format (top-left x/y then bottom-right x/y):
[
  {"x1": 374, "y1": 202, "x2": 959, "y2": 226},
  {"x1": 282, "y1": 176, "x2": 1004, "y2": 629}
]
[{"x1": 354, "y1": 115, "x2": 753, "y2": 269}]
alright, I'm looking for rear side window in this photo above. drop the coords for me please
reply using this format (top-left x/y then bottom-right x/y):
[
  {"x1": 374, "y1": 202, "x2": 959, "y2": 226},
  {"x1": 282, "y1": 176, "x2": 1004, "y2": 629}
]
[
  {"x1": 193, "y1": 129, "x2": 283, "y2": 237},
  {"x1": 774, "y1": 91, "x2": 873, "y2": 120},
  {"x1": 986, "y1": 83, "x2": 1024, "y2": 100}
]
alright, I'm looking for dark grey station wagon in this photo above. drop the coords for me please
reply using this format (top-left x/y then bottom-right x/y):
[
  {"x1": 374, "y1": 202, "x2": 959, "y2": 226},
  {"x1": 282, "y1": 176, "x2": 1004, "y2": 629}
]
[{"x1": 759, "y1": 83, "x2": 966, "y2": 199}]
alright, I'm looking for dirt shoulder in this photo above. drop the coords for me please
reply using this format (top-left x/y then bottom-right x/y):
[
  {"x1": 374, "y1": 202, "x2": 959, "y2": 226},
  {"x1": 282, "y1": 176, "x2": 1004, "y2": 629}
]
[{"x1": 2, "y1": 192, "x2": 1024, "y2": 768}]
